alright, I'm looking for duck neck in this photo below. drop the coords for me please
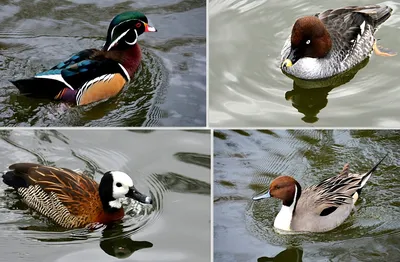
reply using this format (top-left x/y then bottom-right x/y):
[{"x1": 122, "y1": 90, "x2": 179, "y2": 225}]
[
  {"x1": 104, "y1": 44, "x2": 142, "y2": 79},
  {"x1": 98, "y1": 185, "x2": 123, "y2": 214},
  {"x1": 274, "y1": 184, "x2": 300, "y2": 231}
]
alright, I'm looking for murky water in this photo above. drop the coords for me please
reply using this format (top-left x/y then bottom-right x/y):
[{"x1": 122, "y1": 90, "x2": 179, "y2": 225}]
[
  {"x1": 214, "y1": 129, "x2": 400, "y2": 261},
  {"x1": 209, "y1": 0, "x2": 400, "y2": 127},
  {"x1": 0, "y1": 0, "x2": 206, "y2": 127},
  {"x1": 0, "y1": 130, "x2": 210, "y2": 261}
]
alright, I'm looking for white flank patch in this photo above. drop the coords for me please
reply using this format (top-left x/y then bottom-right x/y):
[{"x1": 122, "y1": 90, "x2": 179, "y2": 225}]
[
  {"x1": 360, "y1": 21, "x2": 366, "y2": 35},
  {"x1": 107, "y1": 29, "x2": 130, "y2": 51},
  {"x1": 352, "y1": 191, "x2": 359, "y2": 204},
  {"x1": 273, "y1": 186, "x2": 298, "y2": 231},
  {"x1": 118, "y1": 63, "x2": 131, "y2": 82},
  {"x1": 35, "y1": 74, "x2": 74, "y2": 90}
]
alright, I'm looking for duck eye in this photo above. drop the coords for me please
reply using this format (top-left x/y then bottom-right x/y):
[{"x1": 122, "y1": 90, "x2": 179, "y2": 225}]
[
  {"x1": 276, "y1": 185, "x2": 280, "y2": 189},
  {"x1": 116, "y1": 182, "x2": 122, "y2": 187},
  {"x1": 136, "y1": 22, "x2": 141, "y2": 28},
  {"x1": 306, "y1": 40, "x2": 311, "y2": 45}
]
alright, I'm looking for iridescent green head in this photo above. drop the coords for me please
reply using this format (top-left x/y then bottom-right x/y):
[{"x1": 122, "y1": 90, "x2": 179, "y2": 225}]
[{"x1": 103, "y1": 11, "x2": 157, "y2": 51}]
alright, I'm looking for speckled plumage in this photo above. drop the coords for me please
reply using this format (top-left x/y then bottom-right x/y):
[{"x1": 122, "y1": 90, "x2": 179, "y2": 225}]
[
  {"x1": 281, "y1": 5, "x2": 392, "y2": 80},
  {"x1": 253, "y1": 154, "x2": 387, "y2": 232}
]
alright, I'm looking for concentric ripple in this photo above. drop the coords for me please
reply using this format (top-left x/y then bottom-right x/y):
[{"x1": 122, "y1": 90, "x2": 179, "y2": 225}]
[
  {"x1": 214, "y1": 129, "x2": 400, "y2": 261},
  {"x1": 0, "y1": 35, "x2": 168, "y2": 127}
]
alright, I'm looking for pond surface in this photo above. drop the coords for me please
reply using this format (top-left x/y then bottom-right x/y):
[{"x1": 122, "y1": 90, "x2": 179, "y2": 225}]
[
  {"x1": 214, "y1": 129, "x2": 400, "y2": 261},
  {"x1": 0, "y1": 0, "x2": 206, "y2": 127},
  {"x1": 209, "y1": 0, "x2": 400, "y2": 127},
  {"x1": 0, "y1": 129, "x2": 210, "y2": 261}
]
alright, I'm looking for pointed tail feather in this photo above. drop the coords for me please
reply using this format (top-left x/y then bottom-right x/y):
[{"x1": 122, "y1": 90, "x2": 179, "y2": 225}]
[
  {"x1": 375, "y1": 5, "x2": 393, "y2": 27},
  {"x1": 360, "y1": 153, "x2": 388, "y2": 188}
]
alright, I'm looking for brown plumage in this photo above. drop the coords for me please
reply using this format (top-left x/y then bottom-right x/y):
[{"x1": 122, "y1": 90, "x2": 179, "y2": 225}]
[{"x1": 2, "y1": 163, "x2": 152, "y2": 229}]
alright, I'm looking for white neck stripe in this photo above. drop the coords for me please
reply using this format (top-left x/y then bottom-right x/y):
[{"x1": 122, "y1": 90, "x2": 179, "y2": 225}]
[
  {"x1": 107, "y1": 29, "x2": 130, "y2": 51},
  {"x1": 273, "y1": 185, "x2": 298, "y2": 231}
]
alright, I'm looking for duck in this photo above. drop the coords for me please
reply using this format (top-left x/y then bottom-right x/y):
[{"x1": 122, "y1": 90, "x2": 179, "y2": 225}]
[
  {"x1": 10, "y1": 11, "x2": 157, "y2": 105},
  {"x1": 280, "y1": 5, "x2": 394, "y2": 80},
  {"x1": 252, "y1": 154, "x2": 387, "y2": 232},
  {"x1": 2, "y1": 163, "x2": 153, "y2": 229}
]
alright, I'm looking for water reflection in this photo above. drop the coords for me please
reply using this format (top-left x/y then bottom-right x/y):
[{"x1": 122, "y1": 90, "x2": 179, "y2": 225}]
[
  {"x1": 257, "y1": 247, "x2": 303, "y2": 262},
  {"x1": 100, "y1": 224, "x2": 153, "y2": 259},
  {"x1": 284, "y1": 59, "x2": 369, "y2": 123},
  {"x1": 155, "y1": 172, "x2": 210, "y2": 195}
]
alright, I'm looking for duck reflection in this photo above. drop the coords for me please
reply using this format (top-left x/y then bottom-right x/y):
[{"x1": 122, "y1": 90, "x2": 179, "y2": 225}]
[
  {"x1": 284, "y1": 59, "x2": 369, "y2": 123},
  {"x1": 257, "y1": 247, "x2": 303, "y2": 262},
  {"x1": 100, "y1": 224, "x2": 153, "y2": 259}
]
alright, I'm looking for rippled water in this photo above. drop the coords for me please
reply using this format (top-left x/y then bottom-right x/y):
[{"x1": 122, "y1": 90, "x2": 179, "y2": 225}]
[
  {"x1": 0, "y1": 0, "x2": 206, "y2": 127},
  {"x1": 214, "y1": 129, "x2": 400, "y2": 261},
  {"x1": 0, "y1": 129, "x2": 210, "y2": 261},
  {"x1": 209, "y1": 0, "x2": 400, "y2": 127}
]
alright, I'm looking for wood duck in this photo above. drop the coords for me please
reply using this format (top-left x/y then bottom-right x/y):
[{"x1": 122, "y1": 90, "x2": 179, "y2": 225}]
[{"x1": 11, "y1": 11, "x2": 157, "y2": 106}]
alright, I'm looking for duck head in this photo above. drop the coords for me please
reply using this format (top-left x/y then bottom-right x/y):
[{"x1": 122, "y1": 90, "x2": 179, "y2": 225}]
[
  {"x1": 282, "y1": 16, "x2": 332, "y2": 68},
  {"x1": 103, "y1": 11, "x2": 157, "y2": 51},
  {"x1": 252, "y1": 176, "x2": 301, "y2": 206},
  {"x1": 99, "y1": 171, "x2": 152, "y2": 212}
]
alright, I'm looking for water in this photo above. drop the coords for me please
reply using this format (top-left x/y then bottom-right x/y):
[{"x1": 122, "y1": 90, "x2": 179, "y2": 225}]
[
  {"x1": 0, "y1": 0, "x2": 206, "y2": 127},
  {"x1": 214, "y1": 129, "x2": 400, "y2": 261},
  {"x1": 209, "y1": 0, "x2": 400, "y2": 127},
  {"x1": 0, "y1": 129, "x2": 210, "y2": 261}
]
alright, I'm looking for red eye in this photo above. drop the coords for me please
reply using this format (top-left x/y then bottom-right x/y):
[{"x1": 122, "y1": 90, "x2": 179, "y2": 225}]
[{"x1": 136, "y1": 23, "x2": 141, "y2": 28}]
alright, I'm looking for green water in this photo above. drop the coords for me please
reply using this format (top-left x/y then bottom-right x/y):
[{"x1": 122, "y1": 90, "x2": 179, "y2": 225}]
[{"x1": 214, "y1": 129, "x2": 400, "y2": 261}]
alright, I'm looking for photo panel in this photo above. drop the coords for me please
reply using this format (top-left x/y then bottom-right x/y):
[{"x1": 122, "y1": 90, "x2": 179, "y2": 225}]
[
  {"x1": 0, "y1": 1, "x2": 206, "y2": 127},
  {"x1": 214, "y1": 129, "x2": 399, "y2": 261},
  {"x1": 209, "y1": 1, "x2": 400, "y2": 128},
  {"x1": 0, "y1": 129, "x2": 210, "y2": 261}
]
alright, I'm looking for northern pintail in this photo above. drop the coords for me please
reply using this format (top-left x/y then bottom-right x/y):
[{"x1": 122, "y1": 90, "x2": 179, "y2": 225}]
[
  {"x1": 280, "y1": 5, "x2": 394, "y2": 80},
  {"x1": 252, "y1": 154, "x2": 387, "y2": 232}
]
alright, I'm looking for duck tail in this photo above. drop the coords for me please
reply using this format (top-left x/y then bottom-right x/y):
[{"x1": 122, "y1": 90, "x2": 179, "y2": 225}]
[
  {"x1": 10, "y1": 78, "x2": 65, "y2": 99},
  {"x1": 374, "y1": 5, "x2": 393, "y2": 27},
  {"x1": 360, "y1": 153, "x2": 388, "y2": 188},
  {"x1": 2, "y1": 170, "x2": 28, "y2": 189}
]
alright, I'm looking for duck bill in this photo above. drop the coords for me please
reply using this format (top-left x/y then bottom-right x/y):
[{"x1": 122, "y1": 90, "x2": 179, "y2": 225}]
[
  {"x1": 144, "y1": 23, "x2": 157, "y2": 32},
  {"x1": 252, "y1": 191, "x2": 271, "y2": 201},
  {"x1": 282, "y1": 48, "x2": 298, "y2": 68},
  {"x1": 126, "y1": 187, "x2": 153, "y2": 204}
]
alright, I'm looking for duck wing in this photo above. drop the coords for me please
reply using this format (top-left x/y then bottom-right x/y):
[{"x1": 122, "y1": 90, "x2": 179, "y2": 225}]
[
  {"x1": 3, "y1": 163, "x2": 101, "y2": 228},
  {"x1": 317, "y1": 5, "x2": 392, "y2": 63},
  {"x1": 301, "y1": 154, "x2": 387, "y2": 216}
]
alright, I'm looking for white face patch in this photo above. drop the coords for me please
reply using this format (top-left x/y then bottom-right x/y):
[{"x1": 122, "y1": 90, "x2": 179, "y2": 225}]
[{"x1": 110, "y1": 171, "x2": 133, "y2": 200}]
